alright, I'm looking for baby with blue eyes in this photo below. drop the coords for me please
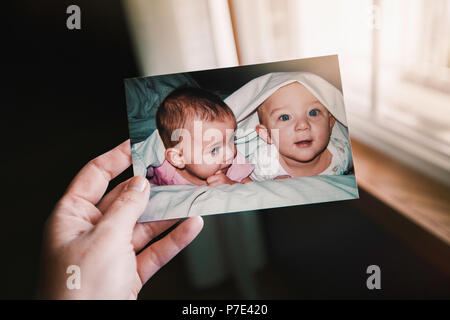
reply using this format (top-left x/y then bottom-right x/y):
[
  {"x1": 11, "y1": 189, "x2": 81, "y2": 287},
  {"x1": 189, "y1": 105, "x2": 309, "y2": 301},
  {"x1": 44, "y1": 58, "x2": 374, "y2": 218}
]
[{"x1": 252, "y1": 81, "x2": 347, "y2": 179}]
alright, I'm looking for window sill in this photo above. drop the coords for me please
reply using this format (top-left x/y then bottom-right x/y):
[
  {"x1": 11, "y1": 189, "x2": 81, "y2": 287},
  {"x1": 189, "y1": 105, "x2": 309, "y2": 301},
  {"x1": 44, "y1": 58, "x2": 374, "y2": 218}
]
[
  {"x1": 350, "y1": 138, "x2": 450, "y2": 274},
  {"x1": 347, "y1": 111, "x2": 450, "y2": 187}
]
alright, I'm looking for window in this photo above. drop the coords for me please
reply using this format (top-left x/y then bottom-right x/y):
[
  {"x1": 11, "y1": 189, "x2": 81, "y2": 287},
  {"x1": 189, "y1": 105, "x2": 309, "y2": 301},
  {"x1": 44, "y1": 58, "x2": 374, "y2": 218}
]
[
  {"x1": 228, "y1": 0, "x2": 450, "y2": 185},
  {"x1": 124, "y1": 0, "x2": 450, "y2": 185},
  {"x1": 377, "y1": 0, "x2": 450, "y2": 153}
]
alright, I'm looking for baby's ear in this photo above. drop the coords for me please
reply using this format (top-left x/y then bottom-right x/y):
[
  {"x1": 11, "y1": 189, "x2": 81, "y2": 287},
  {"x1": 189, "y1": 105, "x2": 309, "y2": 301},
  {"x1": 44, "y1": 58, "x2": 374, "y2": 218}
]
[
  {"x1": 329, "y1": 114, "x2": 336, "y2": 131},
  {"x1": 166, "y1": 147, "x2": 185, "y2": 169},
  {"x1": 256, "y1": 124, "x2": 272, "y2": 144}
]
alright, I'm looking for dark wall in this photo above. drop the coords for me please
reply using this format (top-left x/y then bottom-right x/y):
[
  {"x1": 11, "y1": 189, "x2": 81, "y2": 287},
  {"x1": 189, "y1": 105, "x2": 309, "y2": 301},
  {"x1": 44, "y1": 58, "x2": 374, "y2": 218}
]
[
  {"x1": 2, "y1": 1, "x2": 138, "y2": 298},
  {"x1": 3, "y1": 1, "x2": 138, "y2": 148}
]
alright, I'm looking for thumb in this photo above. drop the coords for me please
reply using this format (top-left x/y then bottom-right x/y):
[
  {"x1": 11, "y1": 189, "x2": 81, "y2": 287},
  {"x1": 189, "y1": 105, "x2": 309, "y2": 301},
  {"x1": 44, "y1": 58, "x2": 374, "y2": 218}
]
[
  {"x1": 99, "y1": 176, "x2": 150, "y2": 234},
  {"x1": 215, "y1": 170, "x2": 222, "y2": 175}
]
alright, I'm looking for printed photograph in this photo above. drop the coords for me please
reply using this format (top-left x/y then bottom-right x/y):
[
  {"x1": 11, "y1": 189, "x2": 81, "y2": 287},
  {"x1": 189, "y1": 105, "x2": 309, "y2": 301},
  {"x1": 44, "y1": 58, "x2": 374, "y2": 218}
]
[{"x1": 125, "y1": 55, "x2": 358, "y2": 221}]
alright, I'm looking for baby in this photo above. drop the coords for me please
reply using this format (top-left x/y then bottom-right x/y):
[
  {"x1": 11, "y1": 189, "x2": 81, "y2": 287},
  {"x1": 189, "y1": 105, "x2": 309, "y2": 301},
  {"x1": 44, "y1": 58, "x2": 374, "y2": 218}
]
[
  {"x1": 253, "y1": 81, "x2": 350, "y2": 179},
  {"x1": 148, "y1": 87, "x2": 254, "y2": 186}
]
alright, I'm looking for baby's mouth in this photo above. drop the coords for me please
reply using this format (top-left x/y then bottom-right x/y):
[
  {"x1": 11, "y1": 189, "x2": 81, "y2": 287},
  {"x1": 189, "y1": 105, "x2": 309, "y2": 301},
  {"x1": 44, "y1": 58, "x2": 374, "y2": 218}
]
[{"x1": 294, "y1": 139, "x2": 313, "y2": 148}]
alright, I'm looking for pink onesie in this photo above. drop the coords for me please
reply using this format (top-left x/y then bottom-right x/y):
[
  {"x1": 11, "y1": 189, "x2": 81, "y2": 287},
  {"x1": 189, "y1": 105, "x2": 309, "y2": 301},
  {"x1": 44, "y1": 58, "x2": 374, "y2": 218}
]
[{"x1": 148, "y1": 152, "x2": 254, "y2": 186}]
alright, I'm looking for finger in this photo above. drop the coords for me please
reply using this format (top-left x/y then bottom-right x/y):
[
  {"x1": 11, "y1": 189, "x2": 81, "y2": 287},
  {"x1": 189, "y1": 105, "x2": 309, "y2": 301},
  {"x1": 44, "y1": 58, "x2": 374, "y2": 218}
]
[
  {"x1": 136, "y1": 216, "x2": 203, "y2": 285},
  {"x1": 98, "y1": 180, "x2": 180, "y2": 251},
  {"x1": 96, "y1": 180, "x2": 129, "y2": 213},
  {"x1": 207, "y1": 180, "x2": 220, "y2": 187},
  {"x1": 274, "y1": 175, "x2": 290, "y2": 180},
  {"x1": 131, "y1": 219, "x2": 180, "y2": 252},
  {"x1": 98, "y1": 176, "x2": 150, "y2": 236},
  {"x1": 206, "y1": 174, "x2": 220, "y2": 184},
  {"x1": 64, "y1": 140, "x2": 132, "y2": 207}
]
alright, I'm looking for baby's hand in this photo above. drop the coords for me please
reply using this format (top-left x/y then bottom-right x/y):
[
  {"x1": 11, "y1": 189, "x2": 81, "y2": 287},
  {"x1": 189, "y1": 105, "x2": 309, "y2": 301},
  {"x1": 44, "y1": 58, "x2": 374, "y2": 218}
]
[
  {"x1": 241, "y1": 177, "x2": 253, "y2": 183},
  {"x1": 206, "y1": 170, "x2": 235, "y2": 186},
  {"x1": 274, "y1": 175, "x2": 290, "y2": 180}
]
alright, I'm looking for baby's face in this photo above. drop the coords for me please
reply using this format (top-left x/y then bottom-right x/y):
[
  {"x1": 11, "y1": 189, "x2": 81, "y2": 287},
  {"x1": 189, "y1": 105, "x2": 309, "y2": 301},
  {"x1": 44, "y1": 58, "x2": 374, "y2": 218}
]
[
  {"x1": 181, "y1": 117, "x2": 237, "y2": 179},
  {"x1": 259, "y1": 82, "x2": 334, "y2": 163}
]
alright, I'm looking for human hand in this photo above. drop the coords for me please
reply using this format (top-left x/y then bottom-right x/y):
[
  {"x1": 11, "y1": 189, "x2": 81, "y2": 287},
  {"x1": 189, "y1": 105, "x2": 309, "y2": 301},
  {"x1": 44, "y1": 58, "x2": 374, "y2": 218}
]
[
  {"x1": 241, "y1": 177, "x2": 253, "y2": 183},
  {"x1": 39, "y1": 140, "x2": 203, "y2": 299},
  {"x1": 206, "y1": 170, "x2": 235, "y2": 186},
  {"x1": 274, "y1": 175, "x2": 291, "y2": 180}
]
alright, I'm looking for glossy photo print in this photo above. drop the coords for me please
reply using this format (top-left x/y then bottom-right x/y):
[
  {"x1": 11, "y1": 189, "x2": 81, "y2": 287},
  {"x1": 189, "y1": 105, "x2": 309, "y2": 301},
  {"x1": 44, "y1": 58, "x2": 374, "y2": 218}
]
[{"x1": 125, "y1": 55, "x2": 359, "y2": 222}]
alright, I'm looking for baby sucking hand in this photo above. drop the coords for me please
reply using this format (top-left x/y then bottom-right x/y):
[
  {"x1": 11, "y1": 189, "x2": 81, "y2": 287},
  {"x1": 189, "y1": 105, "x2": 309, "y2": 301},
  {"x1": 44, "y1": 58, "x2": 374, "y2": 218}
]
[{"x1": 206, "y1": 170, "x2": 235, "y2": 186}]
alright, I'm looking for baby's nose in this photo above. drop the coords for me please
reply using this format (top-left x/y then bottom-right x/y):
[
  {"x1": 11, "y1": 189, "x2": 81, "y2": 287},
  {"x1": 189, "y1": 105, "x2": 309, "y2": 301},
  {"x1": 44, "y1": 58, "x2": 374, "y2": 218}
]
[{"x1": 295, "y1": 117, "x2": 310, "y2": 130}]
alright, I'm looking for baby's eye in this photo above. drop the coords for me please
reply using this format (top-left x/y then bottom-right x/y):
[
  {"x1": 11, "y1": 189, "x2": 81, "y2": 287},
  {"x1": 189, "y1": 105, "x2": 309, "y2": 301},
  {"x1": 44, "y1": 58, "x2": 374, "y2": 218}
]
[
  {"x1": 211, "y1": 147, "x2": 220, "y2": 155},
  {"x1": 279, "y1": 114, "x2": 290, "y2": 121},
  {"x1": 309, "y1": 109, "x2": 320, "y2": 117}
]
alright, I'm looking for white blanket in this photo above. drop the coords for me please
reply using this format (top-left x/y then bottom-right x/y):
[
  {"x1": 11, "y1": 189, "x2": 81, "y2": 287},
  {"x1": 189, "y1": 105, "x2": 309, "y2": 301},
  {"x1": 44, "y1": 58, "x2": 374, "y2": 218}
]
[
  {"x1": 138, "y1": 174, "x2": 358, "y2": 221},
  {"x1": 132, "y1": 72, "x2": 357, "y2": 222}
]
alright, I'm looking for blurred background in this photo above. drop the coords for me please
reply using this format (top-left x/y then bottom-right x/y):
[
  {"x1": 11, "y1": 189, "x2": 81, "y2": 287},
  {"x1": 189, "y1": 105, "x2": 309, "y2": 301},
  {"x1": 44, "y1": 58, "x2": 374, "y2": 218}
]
[
  {"x1": 124, "y1": 0, "x2": 450, "y2": 185},
  {"x1": 1, "y1": 0, "x2": 449, "y2": 299}
]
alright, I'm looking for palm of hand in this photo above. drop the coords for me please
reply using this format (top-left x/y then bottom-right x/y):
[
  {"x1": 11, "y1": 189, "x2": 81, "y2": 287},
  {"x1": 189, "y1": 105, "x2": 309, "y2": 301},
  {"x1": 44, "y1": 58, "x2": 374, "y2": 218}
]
[{"x1": 40, "y1": 141, "x2": 203, "y2": 299}]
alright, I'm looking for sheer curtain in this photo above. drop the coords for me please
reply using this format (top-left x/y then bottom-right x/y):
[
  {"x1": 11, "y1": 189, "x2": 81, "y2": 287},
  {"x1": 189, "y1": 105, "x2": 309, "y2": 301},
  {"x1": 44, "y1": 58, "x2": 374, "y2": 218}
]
[
  {"x1": 123, "y1": 0, "x2": 237, "y2": 75},
  {"x1": 227, "y1": 0, "x2": 450, "y2": 185}
]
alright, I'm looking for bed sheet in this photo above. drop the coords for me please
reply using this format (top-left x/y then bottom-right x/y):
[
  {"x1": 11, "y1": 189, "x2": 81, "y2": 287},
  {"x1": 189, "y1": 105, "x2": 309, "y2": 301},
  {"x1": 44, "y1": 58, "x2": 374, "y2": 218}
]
[{"x1": 138, "y1": 174, "x2": 358, "y2": 222}]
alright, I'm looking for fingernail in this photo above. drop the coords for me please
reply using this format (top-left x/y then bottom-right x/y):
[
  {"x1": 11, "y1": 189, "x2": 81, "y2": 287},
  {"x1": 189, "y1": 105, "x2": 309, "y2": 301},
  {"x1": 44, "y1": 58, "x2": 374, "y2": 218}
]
[{"x1": 128, "y1": 176, "x2": 147, "y2": 192}]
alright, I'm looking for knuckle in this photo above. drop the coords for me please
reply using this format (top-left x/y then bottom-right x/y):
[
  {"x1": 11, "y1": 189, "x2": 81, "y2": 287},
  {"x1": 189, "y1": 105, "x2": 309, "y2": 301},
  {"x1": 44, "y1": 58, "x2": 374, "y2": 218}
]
[
  {"x1": 115, "y1": 191, "x2": 142, "y2": 207},
  {"x1": 87, "y1": 157, "x2": 113, "y2": 181}
]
